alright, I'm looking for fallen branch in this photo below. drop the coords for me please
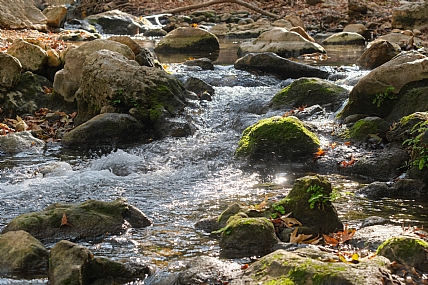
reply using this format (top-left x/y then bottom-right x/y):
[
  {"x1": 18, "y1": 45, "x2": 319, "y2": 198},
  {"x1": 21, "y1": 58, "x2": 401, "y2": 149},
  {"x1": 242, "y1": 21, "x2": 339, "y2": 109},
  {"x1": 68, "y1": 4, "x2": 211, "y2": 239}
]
[{"x1": 163, "y1": 0, "x2": 280, "y2": 19}]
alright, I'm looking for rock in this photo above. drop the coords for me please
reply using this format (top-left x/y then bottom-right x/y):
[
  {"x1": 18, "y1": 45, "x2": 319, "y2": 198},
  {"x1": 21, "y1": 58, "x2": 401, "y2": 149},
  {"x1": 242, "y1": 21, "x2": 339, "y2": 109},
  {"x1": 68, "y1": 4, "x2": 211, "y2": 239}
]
[
  {"x1": 285, "y1": 15, "x2": 305, "y2": 28},
  {"x1": 7, "y1": 39, "x2": 48, "y2": 72},
  {"x1": 143, "y1": 28, "x2": 167, "y2": 37},
  {"x1": 183, "y1": 57, "x2": 214, "y2": 70},
  {"x1": 386, "y1": 112, "x2": 428, "y2": 143},
  {"x1": 234, "y1": 52, "x2": 330, "y2": 80},
  {"x1": 349, "y1": 225, "x2": 404, "y2": 251},
  {"x1": 232, "y1": 248, "x2": 389, "y2": 285},
  {"x1": 217, "y1": 203, "x2": 245, "y2": 228},
  {"x1": 343, "y1": 23, "x2": 370, "y2": 39},
  {"x1": 61, "y1": 113, "x2": 146, "y2": 147},
  {"x1": 0, "y1": 52, "x2": 22, "y2": 92},
  {"x1": 2, "y1": 198, "x2": 152, "y2": 242},
  {"x1": 155, "y1": 27, "x2": 220, "y2": 53},
  {"x1": 348, "y1": 116, "x2": 389, "y2": 142},
  {"x1": 107, "y1": 35, "x2": 141, "y2": 54},
  {"x1": 356, "y1": 179, "x2": 427, "y2": 198},
  {"x1": 377, "y1": 236, "x2": 428, "y2": 272},
  {"x1": 322, "y1": 32, "x2": 366, "y2": 45},
  {"x1": 135, "y1": 47, "x2": 156, "y2": 67},
  {"x1": 269, "y1": 77, "x2": 348, "y2": 112},
  {"x1": 235, "y1": 116, "x2": 320, "y2": 161},
  {"x1": 57, "y1": 28, "x2": 101, "y2": 41},
  {"x1": 339, "y1": 51, "x2": 428, "y2": 121},
  {"x1": 42, "y1": 5, "x2": 67, "y2": 28},
  {"x1": 0, "y1": 0, "x2": 47, "y2": 30},
  {"x1": 237, "y1": 28, "x2": 325, "y2": 58},
  {"x1": 53, "y1": 39, "x2": 135, "y2": 102},
  {"x1": 86, "y1": 9, "x2": 153, "y2": 35},
  {"x1": 184, "y1": 77, "x2": 215, "y2": 97},
  {"x1": 272, "y1": 19, "x2": 292, "y2": 29},
  {"x1": 348, "y1": 0, "x2": 368, "y2": 19},
  {"x1": 392, "y1": 1, "x2": 428, "y2": 31},
  {"x1": 219, "y1": 217, "x2": 279, "y2": 258},
  {"x1": 194, "y1": 217, "x2": 220, "y2": 233},
  {"x1": 0, "y1": 131, "x2": 45, "y2": 153},
  {"x1": 356, "y1": 39, "x2": 401, "y2": 70},
  {"x1": 377, "y1": 32, "x2": 416, "y2": 50},
  {"x1": 71, "y1": 49, "x2": 188, "y2": 137},
  {"x1": 0, "y1": 230, "x2": 49, "y2": 275},
  {"x1": 214, "y1": 18, "x2": 272, "y2": 39},
  {"x1": 290, "y1": 26, "x2": 314, "y2": 42},
  {"x1": 271, "y1": 175, "x2": 343, "y2": 235}
]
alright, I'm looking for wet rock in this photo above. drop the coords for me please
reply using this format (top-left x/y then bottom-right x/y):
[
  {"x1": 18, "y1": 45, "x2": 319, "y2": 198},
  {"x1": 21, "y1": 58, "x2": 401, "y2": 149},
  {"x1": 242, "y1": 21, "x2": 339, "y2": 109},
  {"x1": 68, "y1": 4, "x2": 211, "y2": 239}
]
[
  {"x1": 349, "y1": 225, "x2": 404, "y2": 251},
  {"x1": 377, "y1": 236, "x2": 428, "y2": 271},
  {"x1": 356, "y1": 179, "x2": 427, "y2": 198},
  {"x1": 143, "y1": 28, "x2": 167, "y2": 37},
  {"x1": 386, "y1": 112, "x2": 428, "y2": 143},
  {"x1": 348, "y1": 116, "x2": 389, "y2": 142},
  {"x1": 53, "y1": 39, "x2": 135, "y2": 102},
  {"x1": 360, "y1": 216, "x2": 391, "y2": 228},
  {"x1": 237, "y1": 28, "x2": 325, "y2": 58},
  {"x1": 235, "y1": 116, "x2": 320, "y2": 161},
  {"x1": 183, "y1": 57, "x2": 214, "y2": 70},
  {"x1": 271, "y1": 175, "x2": 343, "y2": 235},
  {"x1": 135, "y1": 47, "x2": 156, "y2": 67},
  {"x1": 194, "y1": 217, "x2": 220, "y2": 233},
  {"x1": 0, "y1": 0, "x2": 47, "y2": 30},
  {"x1": 356, "y1": 39, "x2": 401, "y2": 70},
  {"x1": 322, "y1": 32, "x2": 366, "y2": 45},
  {"x1": 234, "y1": 52, "x2": 330, "y2": 80},
  {"x1": 2, "y1": 198, "x2": 152, "y2": 242},
  {"x1": 339, "y1": 51, "x2": 428, "y2": 121},
  {"x1": 42, "y1": 5, "x2": 67, "y2": 28},
  {"x1": 0, "y1": 52, "x2": 22, "y2": 92},
  {"x1": 184, "y1": 77, "x2": 215, "y2": 97},
  {"x1": 392, "y1": 1, "x2": 428, "y2": 31},
  {"x1": 0, "y1": 131, "x2": 45, "y2": 153},
  {"x1": 269, "y1": 77, "x2": 348, "y2": 112},
  {"x1": 7, "y1": 39, "x2": 48, "y2": 73},
  {"x1": 377, "y1": 32, "x2": 417, "y2": 50},
  {"x1": 0, "y1": 230, "x2": 49, "y2": 275},
  {"x1": 155, "y1": 27, "x2": 220, "y2": 53},
  {"x1": 217, "y1": 203, "x2": 245, "y2": 228},
  {"x1": 72, "y1": 49, "x2": 189, "y2": 137},
  {"x1": 86, "y1": 9, "x2": 153, "y2": 35},
  {"x1": 219, "y1": 217, "x2": 279, "y2": 258},
  {"x1": 233, "y1": 248, "x2": 389, "y2": 285}
]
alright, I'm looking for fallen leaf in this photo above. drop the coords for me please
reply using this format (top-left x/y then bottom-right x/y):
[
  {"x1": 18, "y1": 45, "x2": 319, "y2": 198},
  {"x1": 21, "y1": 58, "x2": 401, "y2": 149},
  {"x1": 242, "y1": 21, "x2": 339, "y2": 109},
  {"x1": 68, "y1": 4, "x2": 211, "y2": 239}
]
[
  {"x1": 323, "y1": 233, "x2": 339, "y2": 246},
  {"x1": 290, "y1": 228, "x2": 313, "y2": 244},
  {"x1": 314, "y1": 148, "x2": 326, "y2": 159},
  {"x1": 60, "y1": 212, "x2": 71, "y2": 227},
  {"x1": 280, "y1": 216, "x2": 302, "y2": 227}
]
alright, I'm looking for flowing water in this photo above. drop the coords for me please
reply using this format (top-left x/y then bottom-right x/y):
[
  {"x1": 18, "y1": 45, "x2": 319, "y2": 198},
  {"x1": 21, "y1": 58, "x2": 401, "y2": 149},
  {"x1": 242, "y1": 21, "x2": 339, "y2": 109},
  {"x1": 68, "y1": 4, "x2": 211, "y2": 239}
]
[{"x1": 0, "y1": 42, "x2": 427, "y2": 284}]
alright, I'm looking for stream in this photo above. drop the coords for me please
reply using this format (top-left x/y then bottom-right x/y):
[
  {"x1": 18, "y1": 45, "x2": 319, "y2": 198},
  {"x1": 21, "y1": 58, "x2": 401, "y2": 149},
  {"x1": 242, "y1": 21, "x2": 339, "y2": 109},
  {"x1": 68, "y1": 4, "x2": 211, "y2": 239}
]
[{"x1": 0, "y1": 41, "x2": 427, "y2": 284}]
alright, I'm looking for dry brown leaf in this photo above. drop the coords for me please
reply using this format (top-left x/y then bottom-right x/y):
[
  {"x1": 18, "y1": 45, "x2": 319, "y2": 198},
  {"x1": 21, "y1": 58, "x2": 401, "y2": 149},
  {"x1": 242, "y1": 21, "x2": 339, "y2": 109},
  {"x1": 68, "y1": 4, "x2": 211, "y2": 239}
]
[
  {"x1": 60, "y1": 212, "x2": 71, "y2": 227},
  {"x1": 280, "y1": 217, "x2": 302, "y2": 227},
  {"x1": 290, "y1": 228, "x2": 312, "y2": 244}
]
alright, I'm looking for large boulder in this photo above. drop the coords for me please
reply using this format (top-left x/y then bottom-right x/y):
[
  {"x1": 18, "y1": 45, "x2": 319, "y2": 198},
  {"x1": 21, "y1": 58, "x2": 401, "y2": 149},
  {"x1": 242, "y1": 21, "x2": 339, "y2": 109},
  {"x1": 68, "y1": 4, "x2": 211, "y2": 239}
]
[
  {"x1": 0, "y1": 0, "x2": 47, "y2": 30},
  {"x1": 392, "y1": 1, "x2": 428, "y2": 30},
  {"x1": 6, "y1": 39, "x2": 48, "y2": 73},
  {"x1": 0, "y1": 230, "x2": 49, "y2": 275},
  {"x1": 0, "y1": 53, "x2": 22, "y2": 92},
  {"x1": 61, "y1": 113, "x2": 146, "y2": 147},
  {"x1": 53, "y1": 39, "x2": 135, "y2": 102},
  {"x1": 237, "y1": 28, "x2": 326, "y2": 58},
  {"x1": 271, "y1": 175, "x2": 343, "y2": 235},
  {"x1": 233, "y1": 248, "x2": 390, "y2": 285},
  {"x1": 387, "y1": 112, "x2": 428, "y2": 143},
  {"x1": 235, "y1": 116, "x2": 320, "y2": 161},
  {"x1": 339, "y1": 51, "x2": 428, "y2": 121},
  {"x1": 155, "y1": 27, "x2": 220, "y2": 53},
  {"x1": 42, "y1": 5, "x2": 67, "y2": 28},
  {"x1": 0, "y1": 131, "x2": 45, "y2": 153},
  {"x1": 269, "y1": 77, "x2": 348, "y2": 112},
  {"x1": 2, "y1": 198, "x2": 152, "y2": 242},
  {"x1": 356, "y1": 39, "x2": 401, "y2": 70},
  {"x1": 234, "y1": 52, "x2": 330, "y2": 80},
  {"x1": 86, "y1": 9, "x2": 153, "y2": 35},
  {"x1": 72, "y1": 49, "x2": 189, "y2": 135}
]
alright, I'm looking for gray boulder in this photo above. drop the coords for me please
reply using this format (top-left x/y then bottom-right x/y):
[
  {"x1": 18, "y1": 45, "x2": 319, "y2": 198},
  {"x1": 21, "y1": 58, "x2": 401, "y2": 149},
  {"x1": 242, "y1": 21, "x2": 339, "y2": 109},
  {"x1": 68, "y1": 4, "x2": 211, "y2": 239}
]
[
  {"x1": 53, "y1": 39, "x2": 135, "y2": 102},
  {"x1": 0, "y1": 0, "x2": 47, "y2": 30},
  {"x1": 0, "y1": 230, "x2": 49, "y2": 275},
  {"x1": 234, "y1": 52, "x2": 330, "y2": 80},
  {"x1": 155, "y1": 27, "x2": 220, "y2": 53},
  {"x1": 0, "y1": 131, "x2": 45, "y2": 153},
  {"x1": 356, "y1": 39, "x2": 401, "y2": 70},
  {"x1": 356, "y1": 179, "x2": 427, "y2": 198},
  {"x1": 7, "y1": 39, "x2": 48, "y2": 72},
  {"x1": 2, "y1": 198, "x2": 152, "y2": 242},
  {"x1": 0, "y1": 53, "x2": 22, "y2": 92},
  {"x1": 237, "y1": 28, "x2": 326, "y2": 58}
]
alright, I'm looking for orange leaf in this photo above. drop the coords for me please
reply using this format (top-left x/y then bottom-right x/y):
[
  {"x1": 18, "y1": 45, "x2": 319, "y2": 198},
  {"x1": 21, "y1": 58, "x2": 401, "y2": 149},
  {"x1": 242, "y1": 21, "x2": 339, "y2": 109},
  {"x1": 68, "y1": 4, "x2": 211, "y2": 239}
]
[
  {"x1": 60, "y1": 212, "x2": 71, "y2": 227},
  {"x1": 314, "y1": 148, "x2": 326, "y2": 159},
  {"x1": 330, "y1": 142, "x2": 338, "y2": 149},
  {"x1": 344, "y1": 141, "x2": 352, "y2": 146}
]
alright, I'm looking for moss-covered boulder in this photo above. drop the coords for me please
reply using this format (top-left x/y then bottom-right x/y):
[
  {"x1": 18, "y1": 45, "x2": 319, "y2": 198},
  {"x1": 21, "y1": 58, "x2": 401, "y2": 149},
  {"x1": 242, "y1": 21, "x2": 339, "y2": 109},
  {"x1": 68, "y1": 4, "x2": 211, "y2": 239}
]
[
  {"x1": 219, "y1": 217, "x2": 278, "y2": 258},
  {"x1": 349, "y1": 116, "x2": 389, "y2": 142},
  {"x1": 0, "y1": 230, "x2": 49, "y2": 275},
  {"x1": 270, "y1": 77, "x2": 349, "y2": 112},
  {"x1": 386, "y1": 112, "x2": 428, "y2": 143},
  {"x1": 377, "y1": 237, "x2": 428, "y2": 271},
  {"x1": 1, "y1": 198, "x2": 152, "y2": 242},
  {"x1": 154, "y1": 27, "x2": 220, "y2": 53},
  {"x1": 271, "y1": 175, "x2": 343, "y2": 235},
  {"x1": 234, "y1": 248, "x2": 390, "y2": 285},
  {"x1": 235, "y1": 116, "x2": 320, "y2": 161},
  {"x1": 385, "y1": 85, "x2": 428, "y2": 123}
]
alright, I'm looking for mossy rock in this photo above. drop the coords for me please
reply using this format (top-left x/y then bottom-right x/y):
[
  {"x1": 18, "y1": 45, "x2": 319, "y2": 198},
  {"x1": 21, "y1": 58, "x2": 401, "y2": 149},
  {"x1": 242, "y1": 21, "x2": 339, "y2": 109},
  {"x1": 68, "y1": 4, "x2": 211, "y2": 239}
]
[
  {"x1": 386, "y1": 112, "x2": 428, "y2": 143},
  {"x1": 377, "y1": 236, "x2": 428, "y2": 271},
  {"x1": 385, "y1": 84, "x2": 428, "y2": 123},
  {"x1": 219, "y1": 217, "x2": 278, "y2": 258},
  {"x1": 270, "y1": 175, "x2": 343, "y2": 234},
  {"x1": 235, "y1": 116, "x2": 320, "y2": 161},
  {"x1": 349, "y1": 116, "x2": 389, "y2": 142},
  {"x1": 270, "y1": 77, "x2": 349, "y2": 112},
  {"x1": 2, "y1": 198, "x2": 152, "y2": 242}
]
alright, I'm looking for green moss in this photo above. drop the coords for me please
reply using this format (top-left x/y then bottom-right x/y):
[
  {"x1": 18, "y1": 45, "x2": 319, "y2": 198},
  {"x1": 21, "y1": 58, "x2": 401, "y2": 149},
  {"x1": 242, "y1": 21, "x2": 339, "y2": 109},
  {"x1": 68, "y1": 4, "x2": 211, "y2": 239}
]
[
  {"x1": 377, "y1": 237, "x2": 428, "y2": 255},
  {"x1": 349, "y1": 119, "x2": 379, "y2": 141},
  {"x1": 264, "y1": 277, "x2": 295, "y2": 285}
]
